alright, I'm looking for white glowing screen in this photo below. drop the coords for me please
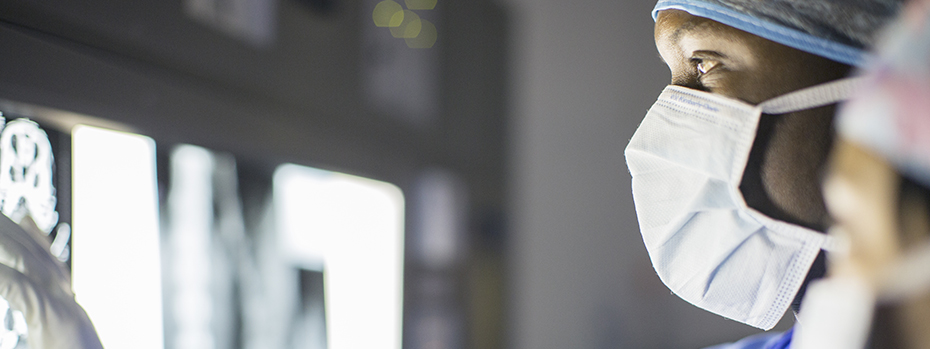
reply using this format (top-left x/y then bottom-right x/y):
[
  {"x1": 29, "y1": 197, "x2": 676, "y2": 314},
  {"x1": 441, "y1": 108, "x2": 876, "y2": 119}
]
[
  {"x1": 71, "y1": 125, "x2": 164, "y2": 349},
  {"x1": 274, "y1": 164, "x2": 405, "y2": 349}
]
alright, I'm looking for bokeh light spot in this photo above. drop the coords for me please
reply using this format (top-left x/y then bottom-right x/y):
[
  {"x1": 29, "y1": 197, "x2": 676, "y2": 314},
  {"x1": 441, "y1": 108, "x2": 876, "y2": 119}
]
[
  {"x1": 389, "y1": 11, "x2": 405, "y2": 28},
  {"x1": 373, "y1": 0, "x2": 404, "y2": 27},
  {"x1": 404, "y1": 0, "x2": 437, "y2": 10},
  {"x1": 390, "y1": 10, "x2": 422, "y2": 39},
  {"x1": 405, "y1": 20, "x2": 437, "y2": 48}
]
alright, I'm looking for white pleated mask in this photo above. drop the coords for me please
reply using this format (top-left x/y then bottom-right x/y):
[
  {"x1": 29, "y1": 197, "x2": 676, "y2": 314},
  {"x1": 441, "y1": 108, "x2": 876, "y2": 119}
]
[{"x1": 624, "y1": 78, "x2": 861, "y2": 330}]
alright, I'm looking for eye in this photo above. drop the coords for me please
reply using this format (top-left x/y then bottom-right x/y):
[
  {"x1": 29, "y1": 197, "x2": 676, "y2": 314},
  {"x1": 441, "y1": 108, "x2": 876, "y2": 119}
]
[{"x1": 691, "y1": 58, "x2": 720, "y2": 75}]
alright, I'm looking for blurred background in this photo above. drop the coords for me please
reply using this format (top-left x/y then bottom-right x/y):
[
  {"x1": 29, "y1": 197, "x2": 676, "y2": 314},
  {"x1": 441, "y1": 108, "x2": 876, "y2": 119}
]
[{"x1": 0, "y1": 0, "x2": 793, "y2": 348}]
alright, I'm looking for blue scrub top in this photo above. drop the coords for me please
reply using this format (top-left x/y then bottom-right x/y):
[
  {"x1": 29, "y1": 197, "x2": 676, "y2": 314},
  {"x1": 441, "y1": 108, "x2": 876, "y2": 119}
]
[{"x1": 702, "y1": 327, "x2": 793, "y2": 349}]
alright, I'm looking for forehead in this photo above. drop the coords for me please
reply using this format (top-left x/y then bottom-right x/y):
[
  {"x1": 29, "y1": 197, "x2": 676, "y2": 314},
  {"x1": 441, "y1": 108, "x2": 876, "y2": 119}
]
[{"x1": 654, "y1": 10, "x2": 761, "y2": 54}]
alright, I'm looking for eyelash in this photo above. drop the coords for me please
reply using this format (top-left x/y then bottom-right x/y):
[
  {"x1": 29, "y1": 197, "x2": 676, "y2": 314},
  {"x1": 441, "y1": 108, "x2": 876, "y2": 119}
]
[
  {"x1": 691, "y1": 58, "x2": 707, "y2": 75},
  {"x1": 697, "y1": 61, "x2": 709, "y2": 74},
  {"x1": 690, "y1": 58, "x2": 719, "y2": 75}
]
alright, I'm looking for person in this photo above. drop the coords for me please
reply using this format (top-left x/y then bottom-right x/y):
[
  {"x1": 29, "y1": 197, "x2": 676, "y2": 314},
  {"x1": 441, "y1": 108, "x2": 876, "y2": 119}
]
[
  {"x1": 623, "y1": 0, "x2": 904, "y2": 347},
  {"x1": 794, "y1": 1, "x2": 930, "y2": 347}
]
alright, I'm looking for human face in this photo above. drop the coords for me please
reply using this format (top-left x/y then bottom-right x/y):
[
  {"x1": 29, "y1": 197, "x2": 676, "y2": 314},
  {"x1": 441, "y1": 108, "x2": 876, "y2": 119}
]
[
  {"x1": 822, "y1": 140, "x2": 930, "y2": 349},
  {"x1": 822, "y1": 140, "x2": 901, "y2": 277},
  {"x1": 654, "y1": 9, "x2": 852, "y2": 231}
]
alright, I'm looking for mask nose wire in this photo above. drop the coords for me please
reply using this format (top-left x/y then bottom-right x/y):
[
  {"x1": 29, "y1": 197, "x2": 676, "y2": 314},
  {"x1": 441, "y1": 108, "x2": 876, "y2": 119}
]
[{"x1": 758, "y1": 77, "x2": 866, "y2": 115}]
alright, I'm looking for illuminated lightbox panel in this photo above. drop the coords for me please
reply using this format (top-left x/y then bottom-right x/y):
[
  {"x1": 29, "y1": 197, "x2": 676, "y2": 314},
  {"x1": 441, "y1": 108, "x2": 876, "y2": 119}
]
[
  {"x1": 71, "y1": 125, "x2": 404, "y2": 349},
  {"x1": 274, "y1": 164, "x2": 405, "y2": 349}
]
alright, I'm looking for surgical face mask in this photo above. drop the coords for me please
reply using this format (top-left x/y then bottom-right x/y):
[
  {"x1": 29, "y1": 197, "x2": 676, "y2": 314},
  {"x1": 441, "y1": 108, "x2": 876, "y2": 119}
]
[{"x1": 624, "y1": 77, "x2": 861, "y2": 330}]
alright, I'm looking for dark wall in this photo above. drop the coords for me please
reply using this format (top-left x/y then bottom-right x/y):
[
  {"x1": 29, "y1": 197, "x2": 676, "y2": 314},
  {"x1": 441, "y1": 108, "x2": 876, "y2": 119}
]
[
  {"x1": 0, "y1": 1, "x2": 510, "y2": 348},
  {"x1": 0, "y1": 0, "x2": 506, "y2": 186}
]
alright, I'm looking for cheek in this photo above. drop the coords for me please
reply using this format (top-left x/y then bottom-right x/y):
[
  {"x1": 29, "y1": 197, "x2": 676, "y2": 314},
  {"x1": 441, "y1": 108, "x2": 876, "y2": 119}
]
[
  {"x1": 759, "y1": 108, "x2": 835, "y2": 227},
  {"x1": 701, "y1": 70, "x2": 768, "y2": 104}
]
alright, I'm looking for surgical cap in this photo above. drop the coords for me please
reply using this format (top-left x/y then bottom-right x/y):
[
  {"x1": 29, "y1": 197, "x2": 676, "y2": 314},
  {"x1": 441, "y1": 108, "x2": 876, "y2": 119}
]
[
  {"x1": 838, "y1": 1, "x2": 930, "y2": 188},
  {"x1": 653, "y1": 0, "x2": 906, "y2": 66}
]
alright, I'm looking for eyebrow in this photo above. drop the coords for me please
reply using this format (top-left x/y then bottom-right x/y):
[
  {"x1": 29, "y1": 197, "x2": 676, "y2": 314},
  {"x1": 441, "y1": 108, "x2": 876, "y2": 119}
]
[
  {"x1": 655, "y1": 19, "x2": 698, "y2": 64},
  {"x1": 670, "y1": 20, "x2": 698, "y2": 46},
  {"x1": 691, "y1": 50, "x2": 728, "y2": 61},
  {"x1": 656, "y1": 19, "x2": 698, "y2": 64}
]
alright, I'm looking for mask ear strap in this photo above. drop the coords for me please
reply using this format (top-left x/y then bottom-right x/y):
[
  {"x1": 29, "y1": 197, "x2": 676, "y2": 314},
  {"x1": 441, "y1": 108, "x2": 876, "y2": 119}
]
[{"x1": 759, "y1": 77, "x2": 865, "y2": 115}]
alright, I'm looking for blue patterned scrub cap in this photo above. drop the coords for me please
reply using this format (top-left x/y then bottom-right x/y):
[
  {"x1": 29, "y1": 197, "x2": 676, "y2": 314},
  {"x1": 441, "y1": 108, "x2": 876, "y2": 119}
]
[
  {"x1": 653, "y1": 0, "x2": 906, "y2": 66},
  {"x1": 838, "y1": 0, "x2": 930, "y2": 188}
]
